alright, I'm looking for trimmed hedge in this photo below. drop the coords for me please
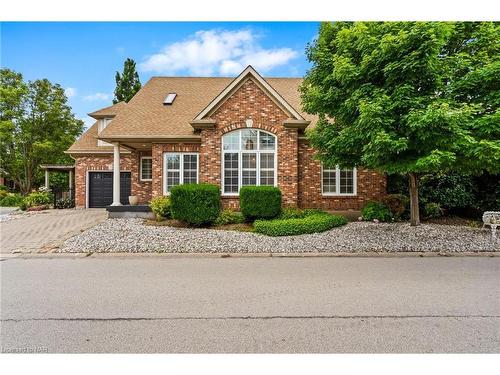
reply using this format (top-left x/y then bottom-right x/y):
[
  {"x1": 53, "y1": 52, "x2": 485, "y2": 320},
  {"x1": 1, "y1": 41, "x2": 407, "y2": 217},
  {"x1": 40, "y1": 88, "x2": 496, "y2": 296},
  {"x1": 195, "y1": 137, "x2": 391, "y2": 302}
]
[
  {"x1": 254, "y1": 213, "x2": 348, "y2": 236},
  {"x1": 279, "y1": 207, "x2": 322, "y2": 219},
  {"x1": 361, "y1": 201, "x2": 393, "y2": 222},
  {"x1": 170, "y1": 183, "x2": 220, "y2": 226},
  {"x1": 150, "y1": 196, "x2": 171, "y2": 220},
  {"x1": 239, "y1": 186, "x2": 282, "y2": 221}
]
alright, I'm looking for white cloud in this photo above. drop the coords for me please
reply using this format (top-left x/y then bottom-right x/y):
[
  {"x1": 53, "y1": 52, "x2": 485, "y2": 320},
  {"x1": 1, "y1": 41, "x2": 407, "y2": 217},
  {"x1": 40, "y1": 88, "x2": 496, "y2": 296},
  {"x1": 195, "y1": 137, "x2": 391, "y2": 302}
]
[
  {"x1": 64, "y1": 87, "x2": 77, "y2": 98},
  {"x1": 83, "y1": 93, "x2": 111, "y2": 101},
  {"x1": 140, "y1": 29, "x2": 298, "y2": 76}
]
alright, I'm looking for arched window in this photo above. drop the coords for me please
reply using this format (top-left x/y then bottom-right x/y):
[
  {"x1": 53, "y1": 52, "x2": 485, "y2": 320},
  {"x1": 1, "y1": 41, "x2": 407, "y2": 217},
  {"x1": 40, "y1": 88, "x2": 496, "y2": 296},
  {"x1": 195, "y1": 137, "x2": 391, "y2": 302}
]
[{"x1": 222, "y1": 129, "x2": 277, "y2": 195}]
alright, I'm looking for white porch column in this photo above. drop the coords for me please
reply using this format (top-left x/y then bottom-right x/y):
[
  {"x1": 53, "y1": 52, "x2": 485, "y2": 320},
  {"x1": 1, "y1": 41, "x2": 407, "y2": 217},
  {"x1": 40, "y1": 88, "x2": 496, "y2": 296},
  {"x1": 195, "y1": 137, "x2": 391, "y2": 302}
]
[
  {"x1": 45, "y1": 170, "x2": 49, "y2": 189},
  {"x1": 69, "y1": 169, "x2": 73, "y2": 199},
  {"x1": 111, "y1": 142, "x2": 122, "y2": 206}
]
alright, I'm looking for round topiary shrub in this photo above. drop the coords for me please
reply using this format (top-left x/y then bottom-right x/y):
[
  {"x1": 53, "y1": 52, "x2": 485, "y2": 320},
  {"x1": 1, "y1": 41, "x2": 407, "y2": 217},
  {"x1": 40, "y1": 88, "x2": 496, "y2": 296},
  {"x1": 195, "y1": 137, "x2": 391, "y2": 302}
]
[
  {"x1": 239, "y1": 186, "x2": 281, "y2": 221},
  {"x1": 361, "y1": 201, "x2": 393, "y2": 222},
  {"x1": 254, "y1": 213, "x2": 348, "y2": 236},
  {"x1": 149, "y1": 196, "x2": 171, "y2": 220},
  {"x1": 170, "y1": 183, "x2": 220, "y2": 226}
]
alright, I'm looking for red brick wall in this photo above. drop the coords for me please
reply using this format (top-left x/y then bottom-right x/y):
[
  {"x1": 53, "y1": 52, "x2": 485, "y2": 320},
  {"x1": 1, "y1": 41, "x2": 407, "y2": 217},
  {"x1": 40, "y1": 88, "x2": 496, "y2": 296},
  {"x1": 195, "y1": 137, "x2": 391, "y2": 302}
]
[
  {"x1": 199, "y1": 77, "x2": 299, "y2": 208},
  {"x1": 151, "y1": 143, "x2": 201, "y2": 198},
  {"x1": 74, "y1": 151, "x2": 152, "y2": 208},
  {"x1": 75, "y1": 77, "x2": 387, "y2": 211},
  {"x1": 298, "y1": 138, "x2": 386, "y2": 210}
]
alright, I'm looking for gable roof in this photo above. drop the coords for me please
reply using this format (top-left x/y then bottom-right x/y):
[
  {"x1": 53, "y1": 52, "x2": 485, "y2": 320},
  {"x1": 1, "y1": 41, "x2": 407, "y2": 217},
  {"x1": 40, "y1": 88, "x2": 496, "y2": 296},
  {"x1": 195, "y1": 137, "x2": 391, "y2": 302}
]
[
  {"x1": 88, "y1": 101, "x2": 127, "y2": 119},
  {"x1": 66, "y1": 121, "x2": 131, "y2": 154},
  {"x1": 193, "y1": 65, "x2": 305, "y2": 122},
  {"x1": 95, "y1": 69, "x2": 317, "y2": 141}
]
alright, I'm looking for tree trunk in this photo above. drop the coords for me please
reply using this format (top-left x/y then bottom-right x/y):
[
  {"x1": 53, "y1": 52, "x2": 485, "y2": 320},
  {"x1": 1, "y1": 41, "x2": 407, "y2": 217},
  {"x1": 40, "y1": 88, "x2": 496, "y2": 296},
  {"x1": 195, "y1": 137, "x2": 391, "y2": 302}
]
[{"x1": 408, "y1": 173, "x2": 420, "y2": 226}]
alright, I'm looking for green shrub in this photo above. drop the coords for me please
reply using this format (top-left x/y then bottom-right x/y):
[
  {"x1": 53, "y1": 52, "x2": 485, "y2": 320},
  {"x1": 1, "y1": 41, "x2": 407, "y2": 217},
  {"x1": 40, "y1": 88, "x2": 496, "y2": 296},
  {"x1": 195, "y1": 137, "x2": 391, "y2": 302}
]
[
  {"x1": 23, "y1": 191, "x2": 52, "y2": 208},
  {"x1": 254, "y1": 213, "x2": 348, "y2": 236},
  {"x1": 423, "y1": 202, "x2": 443, "y2": 219},
  {"x1": 0, "y1": 193, "x2": 23, "y2": 207},
  {"x1": 0, "y1": 190, "x2": 8, "y2": 199},
  {"x1": 54, "y1": 197, "x2": 75, "y2": 209},
  {"x1": 239, "y1": 186, "x2": 282, "y2": 221},
  {"x1": 381, "y1": 194, "x2": 409, "y2": 219},
  {"x1": 279, "y1": 207, "x2": 323, "y2": 219},
  {"x1": 170, "y1": 184, "x2": 220, "y2": 226},
  {"x1": 361, "y1": 201, "x2": 393, "y2": 222},
  {"x1": 150, "y1": 196, "x2": 171, "y2": 220},
  {"x1": 19, "y1": 200, "x2": 27, "y2": 211},
  {"x1": 214, "y1": 209, "x2": 245, "y2": 226},
  {"x1": 0, "y1": 185, "x2": 8, "y2": 192}
]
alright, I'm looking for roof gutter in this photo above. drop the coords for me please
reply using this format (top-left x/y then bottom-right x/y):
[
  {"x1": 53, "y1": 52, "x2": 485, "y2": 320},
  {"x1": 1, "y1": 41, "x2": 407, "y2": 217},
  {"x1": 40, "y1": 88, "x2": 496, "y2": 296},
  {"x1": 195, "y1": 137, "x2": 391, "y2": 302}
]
[
  {"x1": 98, "y1": 135, "x2": 202, "y2": 143},
  {"x1": 283, "y1": 119, "x2": 311, "y2": 130},
  {"x1": 189, "y1": 119, "x2": 216, "y2": 130}
]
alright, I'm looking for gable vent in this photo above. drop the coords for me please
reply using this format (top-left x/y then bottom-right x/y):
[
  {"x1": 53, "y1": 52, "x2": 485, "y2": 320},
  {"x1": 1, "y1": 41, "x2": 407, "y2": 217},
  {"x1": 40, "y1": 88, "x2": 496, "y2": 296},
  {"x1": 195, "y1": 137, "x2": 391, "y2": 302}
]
[{"x1": 163, "y1": 93, "x2": 177, "y2": 105}]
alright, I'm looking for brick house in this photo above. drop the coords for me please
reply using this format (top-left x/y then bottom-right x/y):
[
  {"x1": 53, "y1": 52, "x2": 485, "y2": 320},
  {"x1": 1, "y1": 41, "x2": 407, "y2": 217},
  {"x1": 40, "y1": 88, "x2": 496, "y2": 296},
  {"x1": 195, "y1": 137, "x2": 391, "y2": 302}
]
[{"x1": 66, "y1": 66, "x2": 386, "y2": 210}]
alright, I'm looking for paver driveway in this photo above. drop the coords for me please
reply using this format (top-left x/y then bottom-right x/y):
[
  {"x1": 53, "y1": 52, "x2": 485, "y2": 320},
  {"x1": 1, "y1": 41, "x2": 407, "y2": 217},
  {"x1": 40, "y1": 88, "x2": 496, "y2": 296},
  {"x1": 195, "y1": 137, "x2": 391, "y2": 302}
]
[{"x1": 0, "y1": 209, "x2": 107, "y2": 254}]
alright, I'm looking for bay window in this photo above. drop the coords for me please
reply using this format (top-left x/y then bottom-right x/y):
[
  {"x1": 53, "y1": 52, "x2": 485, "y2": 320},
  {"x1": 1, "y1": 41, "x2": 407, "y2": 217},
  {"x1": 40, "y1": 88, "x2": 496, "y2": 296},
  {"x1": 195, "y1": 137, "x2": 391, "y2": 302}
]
[
  {"x1": 222, "y1": 129, "x2": 277, "y2": 195},
  {"x1": 322, "y1": 165, "x2": 357, "y2": 196},
  {"x1": 163, "y1": 153, "x2": 199, "y2": 194}
]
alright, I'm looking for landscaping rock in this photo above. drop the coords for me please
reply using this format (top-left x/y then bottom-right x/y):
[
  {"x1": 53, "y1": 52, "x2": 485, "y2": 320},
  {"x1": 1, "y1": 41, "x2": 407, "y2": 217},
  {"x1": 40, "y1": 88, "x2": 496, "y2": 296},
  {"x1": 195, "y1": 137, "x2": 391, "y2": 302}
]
[{"x1": 60, "y1": 219, "x2": 500, "y2": 253}]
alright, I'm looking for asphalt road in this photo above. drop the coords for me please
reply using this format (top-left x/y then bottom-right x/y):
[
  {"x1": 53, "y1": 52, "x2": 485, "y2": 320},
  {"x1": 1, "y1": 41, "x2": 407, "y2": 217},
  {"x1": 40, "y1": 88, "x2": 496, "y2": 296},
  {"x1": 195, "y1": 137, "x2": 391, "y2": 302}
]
[{"x1": 1, "y1": 256, "x2": 499, "y2": 353}]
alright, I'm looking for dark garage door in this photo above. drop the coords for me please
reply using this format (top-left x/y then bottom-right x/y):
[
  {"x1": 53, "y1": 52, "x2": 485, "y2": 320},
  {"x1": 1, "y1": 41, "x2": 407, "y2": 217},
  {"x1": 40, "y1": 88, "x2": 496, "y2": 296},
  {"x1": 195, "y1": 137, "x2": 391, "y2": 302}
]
[{"x1": 88, "y1": 172, "x2": 131, "y2": 208}]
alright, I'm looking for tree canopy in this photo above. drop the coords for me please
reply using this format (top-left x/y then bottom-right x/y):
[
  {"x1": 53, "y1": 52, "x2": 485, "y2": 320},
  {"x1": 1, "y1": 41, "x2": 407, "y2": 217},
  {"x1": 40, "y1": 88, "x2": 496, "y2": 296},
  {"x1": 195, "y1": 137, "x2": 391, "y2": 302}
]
[
  {"x1": 113, "y1": 58, "x2": 141, "y2": 103},
  {"x1": 301, "y1": 22, "x2": 500, "y2": 224},
  {"x1": 0, "y1": 68, "x2": 84, "y2": 194}
]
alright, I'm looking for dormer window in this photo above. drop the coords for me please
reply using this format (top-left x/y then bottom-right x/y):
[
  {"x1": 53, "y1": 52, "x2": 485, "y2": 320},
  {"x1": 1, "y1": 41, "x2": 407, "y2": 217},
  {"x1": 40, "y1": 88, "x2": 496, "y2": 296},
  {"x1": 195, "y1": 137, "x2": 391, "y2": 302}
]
[
  {"x1": 163, "y1": 93, "x2": 177, "y2": 105},
  {"x1": 97, "y1": 118, "x2": 112, "y2": 147},
  {"x1": 98, "y1": 118, "x2": 112, "y2": 134}
]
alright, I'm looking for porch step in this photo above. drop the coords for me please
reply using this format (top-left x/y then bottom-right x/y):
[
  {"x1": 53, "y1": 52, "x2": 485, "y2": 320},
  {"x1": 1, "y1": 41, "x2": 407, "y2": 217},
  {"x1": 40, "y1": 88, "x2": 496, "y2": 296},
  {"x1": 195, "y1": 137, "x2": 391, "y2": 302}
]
[{"x1": 106, "y1": 205, "x2": 155, "y2": 219}]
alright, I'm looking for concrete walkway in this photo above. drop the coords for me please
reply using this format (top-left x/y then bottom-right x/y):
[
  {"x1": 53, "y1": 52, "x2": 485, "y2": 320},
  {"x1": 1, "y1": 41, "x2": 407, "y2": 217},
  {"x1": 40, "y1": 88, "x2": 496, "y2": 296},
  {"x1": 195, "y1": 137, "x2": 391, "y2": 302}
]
[{"x1": 0, "y1": 209, "x2": 107, "y2": 254}]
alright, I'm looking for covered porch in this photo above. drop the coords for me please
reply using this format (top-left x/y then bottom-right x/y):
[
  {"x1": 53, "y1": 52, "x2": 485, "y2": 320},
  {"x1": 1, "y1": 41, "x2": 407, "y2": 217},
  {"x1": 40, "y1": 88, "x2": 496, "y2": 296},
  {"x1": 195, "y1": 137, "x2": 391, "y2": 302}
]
[{"x1": 99, "y1": 141, "x2": 155, "y2": 219}]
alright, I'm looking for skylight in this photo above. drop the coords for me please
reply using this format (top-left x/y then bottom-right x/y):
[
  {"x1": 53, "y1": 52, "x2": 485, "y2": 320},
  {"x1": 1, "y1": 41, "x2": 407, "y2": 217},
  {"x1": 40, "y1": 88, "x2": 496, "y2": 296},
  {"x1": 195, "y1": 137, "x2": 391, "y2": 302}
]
[{"x1": 163, "y1": 93, "x2": 177, "y2": 105}]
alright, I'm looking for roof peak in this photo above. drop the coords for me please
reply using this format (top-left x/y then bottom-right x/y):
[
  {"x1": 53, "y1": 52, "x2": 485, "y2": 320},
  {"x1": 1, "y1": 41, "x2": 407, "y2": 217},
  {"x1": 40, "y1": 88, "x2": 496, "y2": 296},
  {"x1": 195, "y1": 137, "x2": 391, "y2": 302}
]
[
  {"x1": 88, "y1": 101, "x2": 127, "y2": 119},
  {"x1": 193, "y1": 65, "x2": 305, "y2": 122}
]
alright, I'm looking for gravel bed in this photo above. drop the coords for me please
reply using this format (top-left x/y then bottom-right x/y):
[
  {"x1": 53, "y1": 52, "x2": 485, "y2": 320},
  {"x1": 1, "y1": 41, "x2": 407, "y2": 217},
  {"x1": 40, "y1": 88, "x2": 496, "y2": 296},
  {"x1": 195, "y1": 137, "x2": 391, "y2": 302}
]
[{"x1": 60, "y1": 218, "x2": 500, "y2": 253}]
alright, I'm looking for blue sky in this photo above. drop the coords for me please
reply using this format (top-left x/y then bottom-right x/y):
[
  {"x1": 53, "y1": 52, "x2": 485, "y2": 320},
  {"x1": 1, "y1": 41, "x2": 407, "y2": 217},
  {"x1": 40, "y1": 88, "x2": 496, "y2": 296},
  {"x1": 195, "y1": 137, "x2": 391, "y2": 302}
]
[{"x1": 1, "y1": 22, "x2": 319, "y2": 128}]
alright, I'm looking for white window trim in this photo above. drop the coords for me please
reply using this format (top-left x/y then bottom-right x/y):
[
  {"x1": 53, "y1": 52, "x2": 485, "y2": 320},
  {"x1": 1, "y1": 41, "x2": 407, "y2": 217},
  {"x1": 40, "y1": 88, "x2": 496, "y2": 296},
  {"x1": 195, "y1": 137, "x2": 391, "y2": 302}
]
[
  {"x1": 162, "y1": 153, "x2": 199, "y2": 195},
  {"x1": 139, "y1": 156, "x2": 152, "y2": 182},
  {"x1": 321, "y1": 165, "x2": 357, "y2": 196},
  {"x1": 221, "y1": 129, "x2": 278, "y2": 196}
]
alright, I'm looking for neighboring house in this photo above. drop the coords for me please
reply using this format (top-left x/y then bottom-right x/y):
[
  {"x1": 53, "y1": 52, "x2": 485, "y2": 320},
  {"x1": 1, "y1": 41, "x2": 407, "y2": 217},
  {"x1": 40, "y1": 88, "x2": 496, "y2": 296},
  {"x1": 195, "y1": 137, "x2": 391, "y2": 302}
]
[{"x1": 66, "y1": 66, "x2": 386, "y2": 209}]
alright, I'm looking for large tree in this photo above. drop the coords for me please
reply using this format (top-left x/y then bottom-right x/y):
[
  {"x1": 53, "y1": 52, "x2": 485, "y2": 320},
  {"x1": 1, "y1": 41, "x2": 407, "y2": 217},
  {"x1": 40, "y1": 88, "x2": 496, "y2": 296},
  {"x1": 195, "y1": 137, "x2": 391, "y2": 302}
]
[
  {"x1": 113, "y1": 58, "x2": 141, "y2": 103},
  {"x1": 301, "y1": 22, "x2": 500, "y2": 225},
  {"x1": 0, "y1": 69, "x2": 84, "y2": 194}
]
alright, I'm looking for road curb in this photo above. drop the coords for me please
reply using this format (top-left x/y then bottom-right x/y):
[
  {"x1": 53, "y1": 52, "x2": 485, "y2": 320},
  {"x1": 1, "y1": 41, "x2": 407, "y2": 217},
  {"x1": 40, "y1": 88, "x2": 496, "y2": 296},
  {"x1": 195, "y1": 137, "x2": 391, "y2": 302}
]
[{"x1": 2, "y1": 251, "x2": 498, "y2": 260}]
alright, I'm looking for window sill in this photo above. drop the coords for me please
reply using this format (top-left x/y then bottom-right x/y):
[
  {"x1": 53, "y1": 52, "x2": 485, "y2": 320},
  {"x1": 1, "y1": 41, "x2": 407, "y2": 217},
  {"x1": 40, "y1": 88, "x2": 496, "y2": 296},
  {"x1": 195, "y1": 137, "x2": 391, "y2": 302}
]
[
  {"x1": 322, "y1": 194, "x2": 358, "y2": 198},
  {"x1": 140, "y1": 179, "x2": 152, "y2": 182}
]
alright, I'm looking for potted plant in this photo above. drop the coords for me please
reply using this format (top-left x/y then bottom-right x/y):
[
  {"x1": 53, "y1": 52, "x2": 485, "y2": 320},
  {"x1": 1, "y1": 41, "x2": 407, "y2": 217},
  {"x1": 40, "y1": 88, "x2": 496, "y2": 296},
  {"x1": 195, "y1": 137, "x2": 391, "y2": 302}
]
[{"x1": 128, "y1": 195, "x2": 138, "y2": 206}]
